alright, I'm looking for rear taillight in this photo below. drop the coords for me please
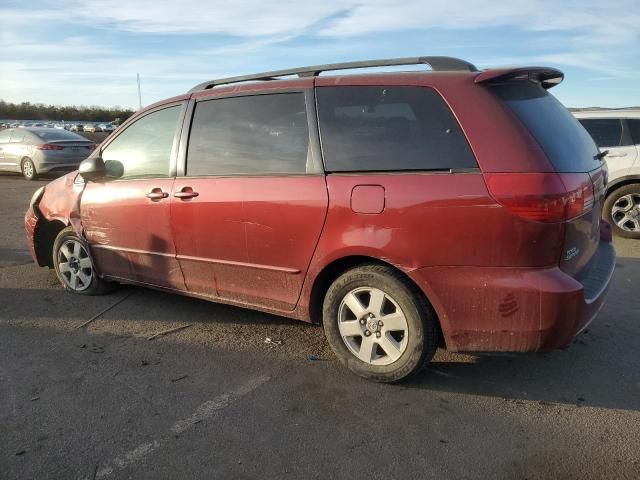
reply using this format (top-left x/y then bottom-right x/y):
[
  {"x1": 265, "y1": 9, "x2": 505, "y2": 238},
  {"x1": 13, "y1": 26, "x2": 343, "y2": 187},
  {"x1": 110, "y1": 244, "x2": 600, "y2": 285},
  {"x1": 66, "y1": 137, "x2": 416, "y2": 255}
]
[
  {"x1": 37, "y1": 144, "x2": 64, "y2": 150},
  {"x1": 485, "y1": 173, "x2": 594, "y2": 223}
]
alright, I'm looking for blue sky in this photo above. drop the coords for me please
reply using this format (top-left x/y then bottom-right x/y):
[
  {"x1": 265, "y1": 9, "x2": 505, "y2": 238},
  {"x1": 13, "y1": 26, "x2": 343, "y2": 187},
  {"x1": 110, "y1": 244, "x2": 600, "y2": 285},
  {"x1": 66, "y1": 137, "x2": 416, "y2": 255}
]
[{"x1": 1, "y1": 0, "x2": 639, "y2": 109}]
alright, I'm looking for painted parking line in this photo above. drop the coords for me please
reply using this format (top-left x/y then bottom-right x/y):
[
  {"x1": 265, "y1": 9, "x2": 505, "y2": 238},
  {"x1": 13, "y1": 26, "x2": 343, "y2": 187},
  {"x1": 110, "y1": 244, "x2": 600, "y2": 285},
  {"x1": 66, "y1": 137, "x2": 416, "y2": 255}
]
[{"x1": 93, "y1": 374, "x2": 271, "y2": 479}]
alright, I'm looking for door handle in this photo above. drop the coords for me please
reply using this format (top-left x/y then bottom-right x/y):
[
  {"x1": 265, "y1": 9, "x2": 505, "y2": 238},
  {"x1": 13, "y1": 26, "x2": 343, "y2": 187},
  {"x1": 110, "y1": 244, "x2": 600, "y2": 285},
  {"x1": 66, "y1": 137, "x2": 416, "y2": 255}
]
[
  {"x1": 606, "y1": 152, "x2": 627, "y2": 158},
  {"x1": 146, "y1": 188, "x2": 169, "y2": 200},
  {"x1": 174, "y1": 187, "x2": 199, "y2": 199}
]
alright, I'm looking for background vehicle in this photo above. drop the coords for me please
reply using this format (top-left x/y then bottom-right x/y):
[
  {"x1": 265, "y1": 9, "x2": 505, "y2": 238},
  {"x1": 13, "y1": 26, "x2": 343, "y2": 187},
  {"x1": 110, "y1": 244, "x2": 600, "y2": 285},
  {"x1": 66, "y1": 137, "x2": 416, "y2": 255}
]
[
  {"x1": 0, "y1": 127, "x2": 95, "y2": 179},
  {"x1": 573, "y1": 109, "x2": 640, "y2": 238},
  {"x1": 70, "y1": 124, "x2": 84, "y2": 132},
  {"x1": 83, "y1": 124, "x2": 100, "y2": 133},
  {"x1": 100, "y1": 123, "x2": 114, "y2": 132},
  {"x1": 25, "y1": 57, "x2": 615, "y2": 382}
]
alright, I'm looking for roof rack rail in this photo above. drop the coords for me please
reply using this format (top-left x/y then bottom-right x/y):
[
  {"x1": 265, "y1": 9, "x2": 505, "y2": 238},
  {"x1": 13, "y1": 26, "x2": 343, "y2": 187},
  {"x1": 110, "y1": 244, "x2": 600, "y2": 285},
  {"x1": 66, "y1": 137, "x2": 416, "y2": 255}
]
[{"x1": 188, "y1": 56, "x2": 478, "y2": 93}]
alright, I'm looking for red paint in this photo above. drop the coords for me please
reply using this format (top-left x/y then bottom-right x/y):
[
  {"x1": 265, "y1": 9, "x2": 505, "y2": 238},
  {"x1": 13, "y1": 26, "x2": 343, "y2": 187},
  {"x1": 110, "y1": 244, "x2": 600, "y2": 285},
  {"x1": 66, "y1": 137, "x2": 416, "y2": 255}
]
[
  {"x1": 25, "y1": 67, "x2": 615, "y2": 354},
  {"x1": 170, "y1": 176, "x2": 328, "y2": 310},
  {"x1": 80, "y1": 179, "x2": 185, "y2": 290},
  {"x1": 351, "y1": 185, "x2": 385, "y2": 214}
]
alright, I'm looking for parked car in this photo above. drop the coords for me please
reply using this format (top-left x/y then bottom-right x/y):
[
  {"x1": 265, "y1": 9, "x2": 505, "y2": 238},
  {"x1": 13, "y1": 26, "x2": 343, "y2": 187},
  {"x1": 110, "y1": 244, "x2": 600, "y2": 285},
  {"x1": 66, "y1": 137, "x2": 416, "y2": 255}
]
[
  {"x1": 24, "y1": 57, "x2": 615, "y2": 382},
  {"x1": 83, "y1": 124, "x2": 100, "y2": 133},
  {"x1": 573, "y1": 110, "x2": 640, "y2": 238},
  {"x1": 70, "y1": 124, "x2": 84, "y2": 132},
  {"x1": 0, "y1": 127, "x2": 95, "y2": 179},
  {"x1": 100, "y1": 124, "x2": 115, "y2": 133}
]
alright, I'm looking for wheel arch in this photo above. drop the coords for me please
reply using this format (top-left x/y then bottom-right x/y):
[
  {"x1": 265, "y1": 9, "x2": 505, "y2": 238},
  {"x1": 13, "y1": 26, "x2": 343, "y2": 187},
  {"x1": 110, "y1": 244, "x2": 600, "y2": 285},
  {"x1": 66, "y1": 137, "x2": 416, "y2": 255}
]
[
  {"x1": 606, "y1": 176, "x2": 640, "y2": 198},
  {"x1": 308, "y1": 255, "x2": 444, "y2": 345},
  {"x1": 33, "y1": 217, "x2": 68, "y2": 268}
]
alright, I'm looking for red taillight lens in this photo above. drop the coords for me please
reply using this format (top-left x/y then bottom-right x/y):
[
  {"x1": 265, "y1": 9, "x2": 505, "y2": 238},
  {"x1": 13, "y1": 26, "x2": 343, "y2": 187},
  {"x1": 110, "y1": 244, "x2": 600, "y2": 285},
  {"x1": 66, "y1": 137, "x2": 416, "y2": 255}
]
[
  {"x1": 485, "y1": 173, "x2": 594, "y2": 223},
  {"x1": 37, "y1": 144, "x2": 64, "y2": 150}
]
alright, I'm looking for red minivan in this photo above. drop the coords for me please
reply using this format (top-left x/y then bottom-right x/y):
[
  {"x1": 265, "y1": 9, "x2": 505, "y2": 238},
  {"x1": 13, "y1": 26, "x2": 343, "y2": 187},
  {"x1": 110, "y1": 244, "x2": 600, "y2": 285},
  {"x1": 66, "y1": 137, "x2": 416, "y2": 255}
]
[{"x1": 25, "y1": 57, "x2": 615, "y2": 382}]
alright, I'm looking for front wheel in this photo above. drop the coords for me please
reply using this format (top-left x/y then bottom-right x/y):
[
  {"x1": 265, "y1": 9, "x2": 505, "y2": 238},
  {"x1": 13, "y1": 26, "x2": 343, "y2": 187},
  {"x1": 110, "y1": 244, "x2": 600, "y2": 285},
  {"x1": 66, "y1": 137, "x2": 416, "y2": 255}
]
[
  {"x1": 604, "y1": 184, "x2": 640, "y2": 239},
  {"x1": 52, "y1": 227, "x2": 113, "y2": 295},
  {"x1": 322, "y1": 264, "x2": 439, "y2": 383}
]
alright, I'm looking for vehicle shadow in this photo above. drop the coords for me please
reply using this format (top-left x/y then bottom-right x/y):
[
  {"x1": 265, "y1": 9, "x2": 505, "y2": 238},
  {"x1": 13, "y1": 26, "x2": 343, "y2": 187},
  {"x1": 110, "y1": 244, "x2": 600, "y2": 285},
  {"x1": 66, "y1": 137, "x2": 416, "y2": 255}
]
[
  {"x1": 2, "y1": 255, "x2": 638, "y2": 412},
  {"x1": 407, "y1": 255, "x2": 640, "y2": 412}
]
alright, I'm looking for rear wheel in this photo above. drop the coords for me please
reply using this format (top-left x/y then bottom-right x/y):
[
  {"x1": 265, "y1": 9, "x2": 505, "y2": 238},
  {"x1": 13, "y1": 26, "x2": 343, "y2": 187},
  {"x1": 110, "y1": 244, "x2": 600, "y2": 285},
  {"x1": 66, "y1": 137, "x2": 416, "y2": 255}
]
[
  {"x1": 21, "y1": 158, "x2": 37, "y2": 180},
  {"x1": 53, "y1": 227, "x2": 113, "y2": 295},
  {"x1": 604, "y1": 184, "x2": 640, "y2": 239},
  {"x1": 322, "y1": 264, "x2": 438, "y2": 382}
]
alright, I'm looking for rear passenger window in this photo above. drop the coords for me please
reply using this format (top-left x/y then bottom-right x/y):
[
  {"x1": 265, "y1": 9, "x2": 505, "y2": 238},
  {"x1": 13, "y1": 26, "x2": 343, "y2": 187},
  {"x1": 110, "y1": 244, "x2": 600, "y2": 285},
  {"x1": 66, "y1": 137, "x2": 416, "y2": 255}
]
[
  {"x1": 316, "y1": 86, "x2": 476, "y2": 172},
  {"x1": 187, "y1": 93, "x2": 310, "y2": 176},
  {"x1": 627, "y1": 119, "x2": 640, "y2": 145},
  {"x1": 579, "y1": 119, "x2": 625, "y2": 148}
]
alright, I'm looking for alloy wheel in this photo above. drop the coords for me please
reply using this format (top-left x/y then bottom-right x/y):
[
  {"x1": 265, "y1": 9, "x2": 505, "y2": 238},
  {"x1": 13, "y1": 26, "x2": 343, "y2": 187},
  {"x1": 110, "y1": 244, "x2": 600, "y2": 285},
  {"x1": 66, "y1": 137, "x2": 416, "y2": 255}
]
[
  {"x1": 57, "y1": 239, "x2": 93, "y2": 291},
  {"x1": 337, "y1": 287, "x2": 409, "y2": 366},
  {"x1": 611, "y1": 193, "x2": 640, "y2": 232},
  {"x1": 22, "y1": 160, "x2": 34, "y2": 179}
]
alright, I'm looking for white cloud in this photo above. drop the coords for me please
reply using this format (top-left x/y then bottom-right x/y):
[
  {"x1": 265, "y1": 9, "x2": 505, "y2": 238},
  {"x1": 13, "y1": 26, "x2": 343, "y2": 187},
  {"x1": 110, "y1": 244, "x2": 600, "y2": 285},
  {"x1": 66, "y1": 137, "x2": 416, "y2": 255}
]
[{"x1": 0, "y1": 0, "x2": 638, "y2": 107}]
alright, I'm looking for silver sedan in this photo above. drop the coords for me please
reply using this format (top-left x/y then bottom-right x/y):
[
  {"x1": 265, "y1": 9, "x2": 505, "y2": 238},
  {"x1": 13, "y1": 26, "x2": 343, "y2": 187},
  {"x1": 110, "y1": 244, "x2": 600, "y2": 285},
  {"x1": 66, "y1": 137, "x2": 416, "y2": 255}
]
[{"x1": 0, "y1": 127, "x2": 96, "y2": 180}]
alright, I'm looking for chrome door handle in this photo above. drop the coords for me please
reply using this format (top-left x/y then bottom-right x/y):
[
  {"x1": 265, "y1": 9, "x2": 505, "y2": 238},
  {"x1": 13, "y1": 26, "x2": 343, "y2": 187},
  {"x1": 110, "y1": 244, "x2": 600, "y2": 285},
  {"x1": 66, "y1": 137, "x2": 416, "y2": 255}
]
[
  {"x1": 174, "y1": 187, "x2": 199, "y2": 199},
  {"x1": 606, "y1": 152, "x2": 627, "y2": 158},
  {"x1": 146, "y1": 189, "x2": 169, "y2": 200}
]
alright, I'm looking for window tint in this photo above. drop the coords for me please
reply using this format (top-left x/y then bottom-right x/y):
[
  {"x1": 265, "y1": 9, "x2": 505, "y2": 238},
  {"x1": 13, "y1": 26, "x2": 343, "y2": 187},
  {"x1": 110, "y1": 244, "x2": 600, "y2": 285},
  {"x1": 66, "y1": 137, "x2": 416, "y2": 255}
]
[
  {"x1": 627, "y1": 119, "x2": 640, "y2": 145},
  {"x1": 187, "y1": 94, "x2": 309, "y2": 176},
  {"x1": 0, "y1": 130, "x2": 11, "y2": 142},
  {"x1": 491, "y1": 82, "x2": 600, "y2": 173},
  {"x1": 33, "y1": 130, "x2": 86, "y2": 141},
  {"x1": 316, "y1": 86, "x2": 476, "y2": 172},
  {"x1": 578, "y1": 119, "x2": 624, "y2": 148},
  {"x1": 101, "y1": 105, "x2": 181, "y2": 179}
]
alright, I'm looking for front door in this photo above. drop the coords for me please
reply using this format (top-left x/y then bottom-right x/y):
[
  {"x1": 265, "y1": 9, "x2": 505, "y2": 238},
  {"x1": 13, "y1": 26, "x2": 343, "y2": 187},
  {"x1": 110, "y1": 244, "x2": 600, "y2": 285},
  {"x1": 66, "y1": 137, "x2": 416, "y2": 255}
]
[
  {"x1": 171, "y1": 90, "x2": 328, "y2": 311},
  {"x1": 81, "y1": 103, "x2": 186, "y2": 290}
]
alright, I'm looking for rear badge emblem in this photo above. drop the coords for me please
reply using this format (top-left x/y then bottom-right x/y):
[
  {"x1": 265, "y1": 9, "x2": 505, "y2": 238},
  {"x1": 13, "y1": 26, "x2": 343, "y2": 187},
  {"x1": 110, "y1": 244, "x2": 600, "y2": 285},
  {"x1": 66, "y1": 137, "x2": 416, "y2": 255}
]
[{"x1": 565, "y1": 247, "x2": 580, "y2": 261}]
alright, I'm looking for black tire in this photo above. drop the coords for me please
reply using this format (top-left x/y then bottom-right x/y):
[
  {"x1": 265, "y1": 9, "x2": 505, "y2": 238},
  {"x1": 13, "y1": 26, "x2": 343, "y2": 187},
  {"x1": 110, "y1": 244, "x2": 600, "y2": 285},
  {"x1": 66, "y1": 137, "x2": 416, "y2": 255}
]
[
  {"x1": 21, "y1": 158, "x2": 37, "y2": 180},
  {"x1": 322, "y1": 264, "x2": 439, "y2": 383},
  {"x1": 603, "y1": 184, "x2": 640, "y2": 239},
  {"x1": 52, "y1": 227, "x2": 114, "y2": 295}
]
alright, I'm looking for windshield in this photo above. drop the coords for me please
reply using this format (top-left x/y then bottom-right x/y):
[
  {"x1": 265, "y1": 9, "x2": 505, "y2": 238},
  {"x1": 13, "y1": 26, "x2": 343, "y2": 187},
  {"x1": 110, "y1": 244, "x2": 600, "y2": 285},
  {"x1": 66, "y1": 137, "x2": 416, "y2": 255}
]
[{"x1": 491, "y1": 81, "x2": 601, "y2": 173}]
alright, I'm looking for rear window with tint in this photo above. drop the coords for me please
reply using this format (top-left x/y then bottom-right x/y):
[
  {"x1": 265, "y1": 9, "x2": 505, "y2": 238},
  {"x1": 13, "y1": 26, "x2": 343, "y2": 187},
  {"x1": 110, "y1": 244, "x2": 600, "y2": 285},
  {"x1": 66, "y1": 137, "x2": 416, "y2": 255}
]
[
  {"x1": 491, "y1": 82, "x2": 600, "y2": 173},
  {"x1": 626, "y1": 119, "x2": 640, "y2": 145},
  {"x1": 33, "y1": 130, "x2": 87, "y2": 141},
  {"x1": 316, "y1": 86, "x2": 477, "y2": 172},
  {"x1": 187, "y1": 93, "x2": 309, "y2": 176},
  {"x1": 577, "y1": 118, "x2": 631, "y2": 148}
]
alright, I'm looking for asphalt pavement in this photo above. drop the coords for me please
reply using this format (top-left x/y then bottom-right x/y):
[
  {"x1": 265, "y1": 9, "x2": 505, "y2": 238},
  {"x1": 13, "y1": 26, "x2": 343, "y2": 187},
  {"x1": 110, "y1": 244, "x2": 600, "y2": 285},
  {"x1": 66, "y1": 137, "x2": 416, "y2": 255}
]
[{"x1": 1, "y1": 174, "x2": 639, "y2": 479}]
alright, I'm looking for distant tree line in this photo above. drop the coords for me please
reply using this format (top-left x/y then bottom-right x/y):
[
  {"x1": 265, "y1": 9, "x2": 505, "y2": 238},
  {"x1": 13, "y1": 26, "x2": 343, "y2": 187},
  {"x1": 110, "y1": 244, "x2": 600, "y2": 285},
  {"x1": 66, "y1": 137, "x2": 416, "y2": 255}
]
[{"x1": 0, "y1": 100, "x2": 135, "y2": 122}]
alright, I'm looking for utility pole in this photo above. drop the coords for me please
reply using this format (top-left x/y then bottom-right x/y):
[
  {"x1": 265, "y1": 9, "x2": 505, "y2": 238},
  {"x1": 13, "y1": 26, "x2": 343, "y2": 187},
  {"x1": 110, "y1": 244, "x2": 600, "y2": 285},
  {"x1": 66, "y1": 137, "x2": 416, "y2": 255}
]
[{"x1": 137, "y1": 72, "x2": 142, "y2": 110}]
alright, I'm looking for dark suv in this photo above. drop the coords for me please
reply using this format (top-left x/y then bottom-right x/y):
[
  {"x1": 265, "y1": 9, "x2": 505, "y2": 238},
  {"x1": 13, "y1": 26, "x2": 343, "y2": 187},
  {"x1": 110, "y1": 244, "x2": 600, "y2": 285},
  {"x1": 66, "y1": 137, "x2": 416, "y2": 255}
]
[{"x1": 25, "y1": 57, "x2": 615, "y2": 382}]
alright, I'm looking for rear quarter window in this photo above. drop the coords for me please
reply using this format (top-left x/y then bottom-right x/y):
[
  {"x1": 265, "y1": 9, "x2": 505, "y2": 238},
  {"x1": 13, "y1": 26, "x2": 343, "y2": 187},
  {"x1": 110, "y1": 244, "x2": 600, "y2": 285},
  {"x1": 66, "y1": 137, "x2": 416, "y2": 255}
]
[
  {"x1": 316, "y1": 86, "x2": 477, "y2": 172},
  {"x1": 578, "y1": 118, "x2": 631, "y2": 148},
  {"x1": 491, "y1": 82, "x2": 600, "y2": 173},
  {"x1": 626, "y1": 119, "x2": 640, "y2": 145}
]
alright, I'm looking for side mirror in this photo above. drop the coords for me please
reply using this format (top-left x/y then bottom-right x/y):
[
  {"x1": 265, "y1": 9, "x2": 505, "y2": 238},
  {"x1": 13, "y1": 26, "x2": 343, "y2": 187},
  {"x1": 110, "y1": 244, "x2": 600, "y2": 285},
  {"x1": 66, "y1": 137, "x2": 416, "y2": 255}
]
[{"x1": 78, "y1": 156, "x2": 106, "y2": 181}]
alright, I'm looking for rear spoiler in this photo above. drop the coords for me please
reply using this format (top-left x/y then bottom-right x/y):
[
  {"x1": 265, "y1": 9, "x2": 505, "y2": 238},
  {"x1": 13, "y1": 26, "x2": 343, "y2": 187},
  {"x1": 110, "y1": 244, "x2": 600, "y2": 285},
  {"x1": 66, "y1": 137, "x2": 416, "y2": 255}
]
[{"x1": 475, "y1": 67, "x2": 564, "y2": 89}]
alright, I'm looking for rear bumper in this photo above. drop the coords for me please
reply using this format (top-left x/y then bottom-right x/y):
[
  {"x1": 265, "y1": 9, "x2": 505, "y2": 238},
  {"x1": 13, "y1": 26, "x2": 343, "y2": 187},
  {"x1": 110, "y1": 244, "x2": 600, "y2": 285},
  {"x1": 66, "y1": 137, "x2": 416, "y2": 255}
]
[
  {"x1": 37, "y1": 162, "x2": 81, "y2": 173},
  {"x1": 408, "y1": 240, "x2": 615, "y2": 352}
]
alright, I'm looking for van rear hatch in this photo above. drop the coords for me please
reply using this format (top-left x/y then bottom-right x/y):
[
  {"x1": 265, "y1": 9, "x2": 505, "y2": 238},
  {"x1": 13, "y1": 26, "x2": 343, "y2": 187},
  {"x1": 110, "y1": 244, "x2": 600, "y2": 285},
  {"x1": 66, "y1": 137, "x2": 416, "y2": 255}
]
[{"x1": 486, "y1": 78, "x2": 608, "y2": 283}]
